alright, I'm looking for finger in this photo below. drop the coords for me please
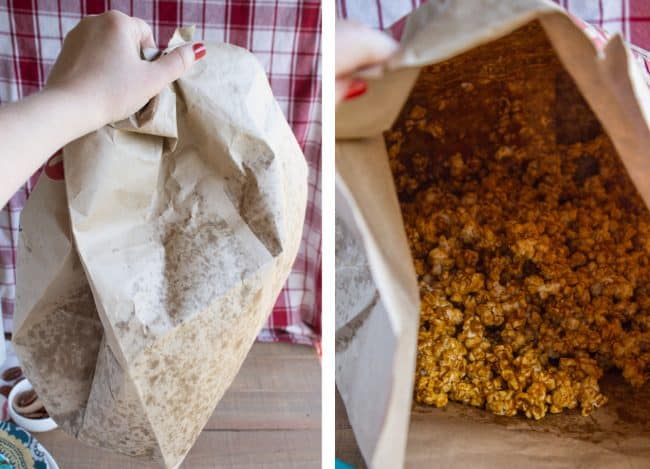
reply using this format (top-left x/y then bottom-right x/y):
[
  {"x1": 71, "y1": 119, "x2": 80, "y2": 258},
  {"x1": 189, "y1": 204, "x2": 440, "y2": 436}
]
[
  {"x1": 149, "y1": 42, "x2": 206, "y2": 89},
  {"x1": 132, "y1": 16, "x2": 156, "y2": 50},
  {"x1": 336, "y1": 77, "x2": 368, "y2": 105},
  {"x1": 336, "y1": 78, "x2": 351, "y2": 104},
  {"x1": 336, "y1": 20, "x2": 399, "y2": 78}
]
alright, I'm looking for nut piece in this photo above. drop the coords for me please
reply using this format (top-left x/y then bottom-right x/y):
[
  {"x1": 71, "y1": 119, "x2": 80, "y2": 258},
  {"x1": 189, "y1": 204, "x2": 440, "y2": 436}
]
[
  {"x1": 0, "y1": 385, "x2": 12, "y2": 398},
  {"x1": 2, "y1": 367, "x2": 22, "y2": 382},
  {"x1": 16, "y1": 390, "x2": 37, "y2": 408},
  {"x1": 13, "y1": 389, "x2": 47, "y2": 417}
]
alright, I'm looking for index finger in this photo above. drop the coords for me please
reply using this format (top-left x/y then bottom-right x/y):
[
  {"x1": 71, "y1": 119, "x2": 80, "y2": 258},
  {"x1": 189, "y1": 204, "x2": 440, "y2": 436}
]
[{"x1": 132, "y1": 16, "x2": 156, "y2": 50}]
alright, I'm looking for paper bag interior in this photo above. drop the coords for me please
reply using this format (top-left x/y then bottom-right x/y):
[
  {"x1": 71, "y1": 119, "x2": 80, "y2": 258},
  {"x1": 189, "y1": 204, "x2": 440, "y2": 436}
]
[{"x1": 385, "y1": 20, "x2": 650, "y2": 465}]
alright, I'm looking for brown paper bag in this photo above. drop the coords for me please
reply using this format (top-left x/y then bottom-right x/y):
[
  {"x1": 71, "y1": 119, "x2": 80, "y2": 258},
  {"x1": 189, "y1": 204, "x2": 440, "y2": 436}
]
[
  {"x1": 336, "y1": 1, "x2": 650, "y2": 467},
  {"x1": 15, "y1": 29, "x2": 307, "y2": 468}
]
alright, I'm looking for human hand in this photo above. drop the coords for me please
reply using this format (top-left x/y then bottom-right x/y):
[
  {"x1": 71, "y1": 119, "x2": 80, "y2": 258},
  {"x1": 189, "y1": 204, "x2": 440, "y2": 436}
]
[
  {"x1": 45, "y1": 11, "x2": 206, "y2": 128},
  {"x1": 336, "y1": 20, "x2": 398, "y2": 104}
]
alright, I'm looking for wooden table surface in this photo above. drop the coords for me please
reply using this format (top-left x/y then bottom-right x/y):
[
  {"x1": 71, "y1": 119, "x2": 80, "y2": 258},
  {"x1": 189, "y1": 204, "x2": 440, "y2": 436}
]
[{"x1": 36, "y1": 342, "x2": 321, "y2": 468}]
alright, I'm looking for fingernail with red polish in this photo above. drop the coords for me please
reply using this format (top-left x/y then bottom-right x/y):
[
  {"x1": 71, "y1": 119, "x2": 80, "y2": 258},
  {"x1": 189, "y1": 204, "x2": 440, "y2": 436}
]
[
  {"x1": 193, "y1": 42, "x2": 207, "y2": 60},
  {"x1": 344, "y1": 78, "x2": 368, "y2": 100}
]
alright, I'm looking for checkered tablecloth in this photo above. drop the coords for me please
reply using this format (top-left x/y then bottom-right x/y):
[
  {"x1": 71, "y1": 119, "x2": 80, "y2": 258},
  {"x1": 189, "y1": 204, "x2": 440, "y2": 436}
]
[{"x1": 0, "y1": 0, "x2": 321, "y2": 346}]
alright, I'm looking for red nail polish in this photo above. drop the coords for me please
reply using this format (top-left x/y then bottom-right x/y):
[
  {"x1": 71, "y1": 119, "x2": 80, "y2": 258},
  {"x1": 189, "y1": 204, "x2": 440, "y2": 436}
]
[
  {"x1": 193, "y1": 42, "x2": 207, "y2": 60},
  {"x1": 44, "y1": 150, "x2": 64, "y2": 181},
  {"x1": 344, "y1": 79, "x2": 367, "y2": 100}
]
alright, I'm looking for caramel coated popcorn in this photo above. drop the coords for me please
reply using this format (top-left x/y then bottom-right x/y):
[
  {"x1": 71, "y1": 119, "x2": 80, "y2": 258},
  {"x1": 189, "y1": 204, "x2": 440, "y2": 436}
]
[{"x1": 387, "y1": 22, "x2": 650, "y2": 419}]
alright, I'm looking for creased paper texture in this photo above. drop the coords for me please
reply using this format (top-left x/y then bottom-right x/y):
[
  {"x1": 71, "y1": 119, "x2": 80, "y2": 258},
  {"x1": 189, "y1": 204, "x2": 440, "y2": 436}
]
[
  {"x1": 336, "y1": 1, "x2": 650, "y2": 468},
  {"x1": 15, "y1": 29, "x2": 307, "y2": 468}
]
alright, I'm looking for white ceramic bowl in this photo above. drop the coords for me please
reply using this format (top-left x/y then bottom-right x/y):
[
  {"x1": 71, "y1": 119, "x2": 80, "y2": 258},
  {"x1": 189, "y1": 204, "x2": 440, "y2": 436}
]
[{"x1": 8, "y1": 379, "x2": 57, "y2": 433}]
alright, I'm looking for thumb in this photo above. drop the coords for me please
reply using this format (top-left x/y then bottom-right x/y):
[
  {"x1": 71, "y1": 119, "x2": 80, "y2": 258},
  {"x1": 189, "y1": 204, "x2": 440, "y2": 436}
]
[{"x1": 150, "y1": 42, "x2": 206, "y2": 88}]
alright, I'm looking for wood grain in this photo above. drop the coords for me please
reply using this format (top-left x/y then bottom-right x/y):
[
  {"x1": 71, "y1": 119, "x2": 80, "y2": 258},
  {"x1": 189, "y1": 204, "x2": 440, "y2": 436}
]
[{"x1": 36, "y1": 343, "x2": 321, "y2": 468}]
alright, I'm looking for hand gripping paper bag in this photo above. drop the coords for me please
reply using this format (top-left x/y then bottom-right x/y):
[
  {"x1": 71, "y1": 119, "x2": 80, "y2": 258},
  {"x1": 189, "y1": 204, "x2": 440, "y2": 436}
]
[
  {"x1": 14, "y1": 29, "x2": 307, "y2": 468},
  {"x1": 336, "y1": 1, "x2": 650, "y2": 468}
]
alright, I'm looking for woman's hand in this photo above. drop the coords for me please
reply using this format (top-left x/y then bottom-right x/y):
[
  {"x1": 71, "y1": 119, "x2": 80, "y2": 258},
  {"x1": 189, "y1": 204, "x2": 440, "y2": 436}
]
[
  {"x1": 46, "y1": 10, "x2": 206, "y2": 128},
  {"x1": 0, "y1": 11, "x2": 206, "y2": 205},
  {"x1": 336, "y1": 20, "x2": 398, "y2": 104}
]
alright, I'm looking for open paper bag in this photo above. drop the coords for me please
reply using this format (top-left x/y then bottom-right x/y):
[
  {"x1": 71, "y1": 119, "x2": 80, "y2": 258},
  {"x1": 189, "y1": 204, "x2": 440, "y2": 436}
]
[
  {"x1": 15, "y1": 28, "x2": 307, "y2": 468},
  {"x1": 336, "y1": 1, "x2": 650, "y2": 467}
]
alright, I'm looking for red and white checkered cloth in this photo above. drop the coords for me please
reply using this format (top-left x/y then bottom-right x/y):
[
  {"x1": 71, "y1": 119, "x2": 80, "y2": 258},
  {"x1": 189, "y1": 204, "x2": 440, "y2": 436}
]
[{"x1": 0, "y1": 0, "x2": 321, "y2": 347}]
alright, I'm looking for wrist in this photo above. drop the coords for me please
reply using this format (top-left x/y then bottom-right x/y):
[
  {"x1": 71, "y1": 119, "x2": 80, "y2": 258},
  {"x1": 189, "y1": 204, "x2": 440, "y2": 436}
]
[{"x1": 42, "y1": 84, "x2": 110, "y2": 135}]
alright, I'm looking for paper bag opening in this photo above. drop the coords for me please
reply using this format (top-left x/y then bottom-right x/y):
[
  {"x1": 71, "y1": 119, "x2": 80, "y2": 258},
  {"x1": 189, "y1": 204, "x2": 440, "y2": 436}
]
[
  {"x1": 337, "y1": 3, "x2": 650, "y2": 468},
  {"x1": 392, "y1": 19, "x2": 650, "y2": 468}
]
